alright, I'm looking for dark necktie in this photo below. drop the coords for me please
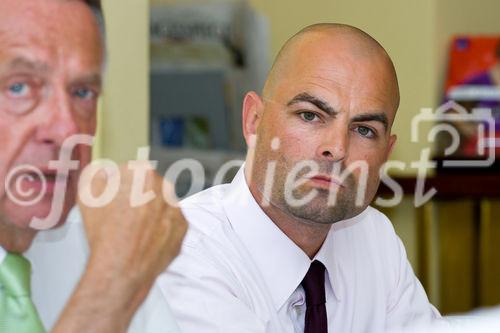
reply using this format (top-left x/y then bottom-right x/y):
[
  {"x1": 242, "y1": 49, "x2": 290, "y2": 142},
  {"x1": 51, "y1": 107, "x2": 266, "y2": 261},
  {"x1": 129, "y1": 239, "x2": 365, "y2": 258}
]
[{"x1": 301, "y1": 260, "x2": 328, "y2": 333}]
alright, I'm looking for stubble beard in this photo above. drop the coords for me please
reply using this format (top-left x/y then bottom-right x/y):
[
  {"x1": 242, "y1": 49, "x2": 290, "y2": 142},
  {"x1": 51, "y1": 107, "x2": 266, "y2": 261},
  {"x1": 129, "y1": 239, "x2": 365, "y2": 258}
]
[{"x1": 259, "y1": 155, "x2": 363, "y2": 225}]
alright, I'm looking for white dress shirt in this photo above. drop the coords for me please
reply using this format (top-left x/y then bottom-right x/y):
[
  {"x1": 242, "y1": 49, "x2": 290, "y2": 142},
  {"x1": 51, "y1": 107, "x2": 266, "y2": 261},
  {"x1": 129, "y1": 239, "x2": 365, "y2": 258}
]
[
  {"x1": 25, "y1": 207, "x2": 180, "y2": 333},
  {"x1": 0, "y1": 246, "x2": 5, "y2": 265},
  {"x1": 158, "y1": 167, "x2": 440, "y2": 333}
]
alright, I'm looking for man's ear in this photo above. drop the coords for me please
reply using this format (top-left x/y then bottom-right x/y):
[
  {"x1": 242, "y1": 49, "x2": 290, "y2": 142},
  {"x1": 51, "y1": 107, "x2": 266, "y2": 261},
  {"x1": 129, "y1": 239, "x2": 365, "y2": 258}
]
[
  {"x1": 386, "y1": 134, "x2": 397, "y2": 159},
  {"x1": 242, "y1": 91, "x2": 264, "y2": 148}
]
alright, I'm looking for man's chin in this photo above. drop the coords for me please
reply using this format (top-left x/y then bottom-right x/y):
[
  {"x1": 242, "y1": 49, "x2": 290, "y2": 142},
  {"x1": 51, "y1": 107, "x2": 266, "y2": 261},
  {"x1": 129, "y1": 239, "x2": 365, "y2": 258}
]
[
  {"x1": 4, "y1": 200, "x2": 71, "y2": 231},
  {"x1": 284, "y1": 195, "x2": 359, "y2": 224}
]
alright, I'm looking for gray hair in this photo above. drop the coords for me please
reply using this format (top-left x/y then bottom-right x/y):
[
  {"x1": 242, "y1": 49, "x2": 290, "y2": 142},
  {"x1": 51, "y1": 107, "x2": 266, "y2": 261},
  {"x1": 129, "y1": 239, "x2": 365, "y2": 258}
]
[
  {"x1": 83, "y1": 0, "x2": 107, "y2": 69},
  {"x1": 84, "y1": 0, "x2": 106, "y2": 46}
]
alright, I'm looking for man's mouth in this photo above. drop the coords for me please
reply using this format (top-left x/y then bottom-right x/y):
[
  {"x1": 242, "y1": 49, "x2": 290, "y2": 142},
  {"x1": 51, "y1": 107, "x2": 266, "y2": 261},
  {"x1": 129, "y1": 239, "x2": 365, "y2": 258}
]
[
  {"x1": 307, "y1": 174, "x2": 344, "y2": 189},
  {"x1": 18, "y1": 169, "x2": 70, "y2": 195}
]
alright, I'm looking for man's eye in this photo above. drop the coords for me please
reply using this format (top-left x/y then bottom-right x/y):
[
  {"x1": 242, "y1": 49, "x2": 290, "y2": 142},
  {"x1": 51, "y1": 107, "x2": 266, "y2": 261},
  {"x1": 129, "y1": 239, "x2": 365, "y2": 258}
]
[
  {"x1": 8, "y1": 82, "x2": 29, "y2": 97},
  {"x1": 355, "y1": 126, "x2": 376, "y2": 138},
  {"x1": 299, "y1": 112, "x2": 319, "y2": 122},
  {"x1": 74, "y1": 88, "x2": 95, "y2": 100}
]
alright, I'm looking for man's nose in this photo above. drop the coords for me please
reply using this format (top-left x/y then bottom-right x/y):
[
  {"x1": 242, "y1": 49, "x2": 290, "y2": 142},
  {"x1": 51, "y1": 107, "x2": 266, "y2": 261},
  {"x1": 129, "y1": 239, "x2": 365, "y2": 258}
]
[
  {"x1": 316, "y1": 125, "x2": 349, "y2": 162},
  {"x1": 35, "y1": 89, "x2": 79, "y2": 146}
]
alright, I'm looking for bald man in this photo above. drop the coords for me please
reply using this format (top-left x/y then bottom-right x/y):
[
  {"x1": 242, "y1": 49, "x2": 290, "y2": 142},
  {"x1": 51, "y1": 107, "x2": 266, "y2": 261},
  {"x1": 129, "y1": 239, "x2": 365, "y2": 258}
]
[{"x1": 159, "y1": 24, "x2": 440, "y2": 332}]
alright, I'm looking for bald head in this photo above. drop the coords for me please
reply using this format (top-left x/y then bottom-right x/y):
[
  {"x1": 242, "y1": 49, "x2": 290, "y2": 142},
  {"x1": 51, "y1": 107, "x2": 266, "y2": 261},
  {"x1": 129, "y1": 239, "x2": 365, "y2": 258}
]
[
  {"x1": 243, "y1": 24, "x2": 401, "y2": 225},
  {"x1": 263, "y1": 23, "x2": 400, "y2": 113}
]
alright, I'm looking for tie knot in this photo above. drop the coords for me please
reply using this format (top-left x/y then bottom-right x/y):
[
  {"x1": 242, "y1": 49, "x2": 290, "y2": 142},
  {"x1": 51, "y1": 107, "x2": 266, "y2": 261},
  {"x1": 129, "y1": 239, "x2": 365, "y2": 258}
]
[
  {"x1": 0, "y1": 253, "x2": 32, "y2": 297},
  {"x1": 301, "y1": 260, "x2": 326, "y2": 306}
]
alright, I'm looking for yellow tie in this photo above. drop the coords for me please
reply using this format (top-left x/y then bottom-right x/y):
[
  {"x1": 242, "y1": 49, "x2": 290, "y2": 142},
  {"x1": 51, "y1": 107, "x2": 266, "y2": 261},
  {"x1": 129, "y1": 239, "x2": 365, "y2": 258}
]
[{"x1": 0, "y1": 253, "x2": 46, "y2": 333}]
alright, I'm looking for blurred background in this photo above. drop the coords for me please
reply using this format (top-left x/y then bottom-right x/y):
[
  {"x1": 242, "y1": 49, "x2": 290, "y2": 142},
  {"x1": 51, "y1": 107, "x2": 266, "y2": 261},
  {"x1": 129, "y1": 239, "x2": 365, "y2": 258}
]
[{"x1": 96, "y1": 0, "x2": 500, "y2": 316}]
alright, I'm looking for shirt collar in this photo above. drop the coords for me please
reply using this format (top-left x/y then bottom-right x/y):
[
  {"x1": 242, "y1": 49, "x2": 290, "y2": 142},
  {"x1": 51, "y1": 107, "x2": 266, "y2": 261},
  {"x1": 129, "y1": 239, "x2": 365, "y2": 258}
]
[{"x1": 222, "y1": 167, "x2": 365, "y2": 310}]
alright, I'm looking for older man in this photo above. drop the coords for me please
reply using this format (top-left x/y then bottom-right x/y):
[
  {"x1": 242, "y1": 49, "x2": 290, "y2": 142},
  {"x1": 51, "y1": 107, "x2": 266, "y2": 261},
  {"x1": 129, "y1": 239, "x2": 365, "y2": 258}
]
[
  {"x1": 0, "y1": 0, "x2": 186, "y2": 332},
  {"x1": 159, "y1": 24, "x2": 440, "y2": 332}
]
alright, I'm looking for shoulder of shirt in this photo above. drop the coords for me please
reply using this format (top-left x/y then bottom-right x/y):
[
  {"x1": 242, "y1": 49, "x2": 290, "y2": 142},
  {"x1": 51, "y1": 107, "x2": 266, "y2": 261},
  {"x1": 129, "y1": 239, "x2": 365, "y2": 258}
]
[
  {"x1": 178, "y1": 183, "x2": 233, "y2": 248},
  {"x1": 365, "y1": 206, "x2": 395, "y2": 230},
  {"x1": 337, "y1": 206, "x2": 408, "y2": 277},
  {"x1": 362, "y1": 206, "x2": 406, "y2": 257},
  {"x1": 368, "y1": 206, "x2": 398, "y2": 235}
]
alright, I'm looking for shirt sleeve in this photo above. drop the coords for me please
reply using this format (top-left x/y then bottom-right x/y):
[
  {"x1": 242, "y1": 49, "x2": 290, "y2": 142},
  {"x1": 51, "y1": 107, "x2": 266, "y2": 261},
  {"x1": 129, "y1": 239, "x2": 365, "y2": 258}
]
[
  {"x1": 156, "y1": 246, "x2": 272, "y2": 333},
  {"x1": 385, "y1": 235, "x2": 441, "y2": 330}
]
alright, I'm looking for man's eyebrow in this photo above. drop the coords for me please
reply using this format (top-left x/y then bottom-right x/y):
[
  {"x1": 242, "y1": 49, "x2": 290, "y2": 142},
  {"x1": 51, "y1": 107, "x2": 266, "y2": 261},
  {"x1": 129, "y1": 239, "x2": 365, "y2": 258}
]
[
  {"x1": 5, "y1": 57, "x2": 50, "y2": 73},
  {"x1": 351, "y1": 113, "x2": 389, "y2": 131},
  {"x1": 286, "y1": 92, "x2": 338, "y2": 116},
  {"x1": 71, "y1": 73, "x2": 103, "y2": 88}
]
